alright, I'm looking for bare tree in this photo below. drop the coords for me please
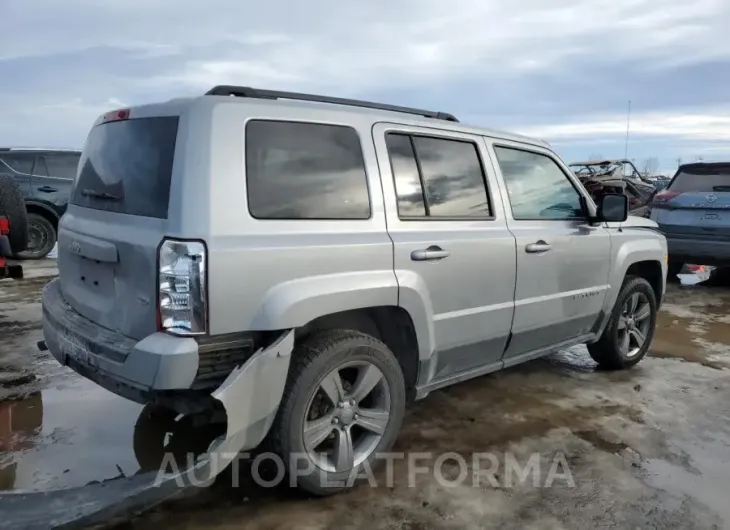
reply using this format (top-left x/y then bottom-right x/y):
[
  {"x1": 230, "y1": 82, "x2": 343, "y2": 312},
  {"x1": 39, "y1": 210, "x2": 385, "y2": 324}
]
[{"x1": 642, "y1": 157, "x2": 659, "y2": 176}]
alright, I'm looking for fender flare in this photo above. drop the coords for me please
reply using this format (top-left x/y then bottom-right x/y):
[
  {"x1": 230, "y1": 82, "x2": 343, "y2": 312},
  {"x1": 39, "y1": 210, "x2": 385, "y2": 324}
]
[
  {"x1": 393, "y1": 270, "x2": 436, "y2": 360},
  {"x1": 594, "y1": 235, "x2": 666, "y2": 336},
  {"x1": 249, "y1": 270, "x2": 437, "y2": 361},
  {"x1": 250, "y1": 270, "x2": 399, "y2": 330}
]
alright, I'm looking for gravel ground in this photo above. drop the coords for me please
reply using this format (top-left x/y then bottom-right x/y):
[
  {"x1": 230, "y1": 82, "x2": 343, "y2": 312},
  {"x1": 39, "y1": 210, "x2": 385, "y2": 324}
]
[{"x1": 1, "y1": 265, "x2": 730, "y2": 529}]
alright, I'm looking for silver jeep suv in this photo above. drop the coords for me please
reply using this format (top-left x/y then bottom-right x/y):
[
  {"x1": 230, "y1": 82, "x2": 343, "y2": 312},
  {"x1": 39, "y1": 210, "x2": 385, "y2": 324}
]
[{"x1": 40, "y1": 86, "x2": 667, "y2": 494}]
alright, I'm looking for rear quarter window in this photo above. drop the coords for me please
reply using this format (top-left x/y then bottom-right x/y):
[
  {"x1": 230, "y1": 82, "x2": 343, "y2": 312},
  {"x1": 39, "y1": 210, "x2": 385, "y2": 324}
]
[
  {"x1": 0, "y1": 153, "x2": 34, "y2": 175},
  {"x1": 45, "y1": 154, "x2": 81, "y2": 180},
  {"x1": 245, "y1": 120, "x2": 371, "y2": 219}
]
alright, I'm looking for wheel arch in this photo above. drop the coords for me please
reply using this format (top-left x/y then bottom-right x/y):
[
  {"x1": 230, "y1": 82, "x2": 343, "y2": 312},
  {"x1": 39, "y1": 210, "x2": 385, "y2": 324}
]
[
  {"x1": 25, "y1": 201, "x2": 60, "y2": 228},
  {"x1": 626, "y1": 260, "x2": 664, "y2": 302},
  {"x1": 593, "y1": 239, "x2": 666, "y2": 341},
  {"x1": 295, "y1": 306, "x2": 421, "y2": 401}
]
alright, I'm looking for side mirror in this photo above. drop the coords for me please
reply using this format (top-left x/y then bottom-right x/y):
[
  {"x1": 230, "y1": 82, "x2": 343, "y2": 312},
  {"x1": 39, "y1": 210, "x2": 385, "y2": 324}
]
[{"x1": 598, "y1": 193, "x2": 629, "y2": 222}]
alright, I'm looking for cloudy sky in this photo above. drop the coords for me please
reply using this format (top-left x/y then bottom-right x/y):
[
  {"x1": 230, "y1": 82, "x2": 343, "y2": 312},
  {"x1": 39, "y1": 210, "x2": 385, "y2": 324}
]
[{"x1": 1, "y1": 0, "x2": 729, "y2": 174}]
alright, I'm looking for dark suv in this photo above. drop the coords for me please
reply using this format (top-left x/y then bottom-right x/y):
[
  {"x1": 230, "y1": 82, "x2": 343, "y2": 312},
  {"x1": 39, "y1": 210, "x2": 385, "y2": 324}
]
[{"x1": 0, "y1": 148, "x2": 80, "y2": 258}]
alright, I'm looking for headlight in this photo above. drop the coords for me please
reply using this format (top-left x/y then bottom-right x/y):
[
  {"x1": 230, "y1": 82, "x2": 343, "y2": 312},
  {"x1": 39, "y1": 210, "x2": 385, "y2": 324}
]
[{"x1": 158, "y1": 239, "x2": 207, "y2": 335}]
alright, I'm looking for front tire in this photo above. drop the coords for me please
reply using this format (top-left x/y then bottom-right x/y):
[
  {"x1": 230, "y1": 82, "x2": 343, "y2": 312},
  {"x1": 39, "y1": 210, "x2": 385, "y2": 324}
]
[
  {"x1": 265, "y1": 330, "x2": 406, "y2": 496},
  {"x1": 16, "y1": 213, "x2": 56, "y2": 259},
  {"x1": 588, "y1": 276, "x2": 657, "y2": 370}
]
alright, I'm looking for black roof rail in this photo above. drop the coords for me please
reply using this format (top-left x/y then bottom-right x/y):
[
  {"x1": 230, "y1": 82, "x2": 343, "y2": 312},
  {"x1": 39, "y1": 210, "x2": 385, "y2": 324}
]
[{"x1": 205, "y1": 85, "x2": 459, "y2": 122}]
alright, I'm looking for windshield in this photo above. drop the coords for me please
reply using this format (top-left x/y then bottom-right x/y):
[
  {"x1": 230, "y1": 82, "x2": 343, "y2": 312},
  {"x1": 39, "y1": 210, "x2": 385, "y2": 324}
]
[
  {"x1": 669, "y1": 166, "x2": 730, "y2": 193},
  {"x1": 71, "y1": 117, "x2": 179, "y2": 219}
]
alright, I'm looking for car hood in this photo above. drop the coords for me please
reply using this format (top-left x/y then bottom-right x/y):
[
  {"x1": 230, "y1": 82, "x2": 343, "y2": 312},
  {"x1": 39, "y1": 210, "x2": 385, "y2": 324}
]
[{"x1": 616, "y1": 215, "x2": 659, "y2": 229}]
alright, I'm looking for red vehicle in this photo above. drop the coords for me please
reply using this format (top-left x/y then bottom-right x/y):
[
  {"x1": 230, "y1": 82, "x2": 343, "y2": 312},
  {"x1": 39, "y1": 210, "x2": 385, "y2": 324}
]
[{"x1": 0, "y1": 174, "x2": 26, "y2": 279}]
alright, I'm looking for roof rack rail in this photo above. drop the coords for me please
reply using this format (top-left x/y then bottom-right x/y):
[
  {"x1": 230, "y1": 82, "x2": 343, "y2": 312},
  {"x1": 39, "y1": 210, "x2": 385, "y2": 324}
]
[{"x1": 205, "y1": 85, "x2": 459, "y2": 123}]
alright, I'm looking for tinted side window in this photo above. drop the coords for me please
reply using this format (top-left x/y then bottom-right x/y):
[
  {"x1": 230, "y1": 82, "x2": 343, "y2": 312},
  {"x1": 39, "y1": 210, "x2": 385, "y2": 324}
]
[
  {"x1": 45, "y1": 155, "x2": 80, "y2": 179},
  {"x1": 385, "y1": 134, "x2": 426, "y2": 217},
  {"x1": 385, "y1": 133, "x2": 491, "y2": 219},
  {"x1": 0, "y1": 154, "x2": 34, "y2": 174},
  {"x1": 32, "y1": 156, "x2": 49, "y2": 177},
  {"x1": 414, "y1": 137, "x2": 490, "y2": 217},
  {"x1": 246, "y1": 121, "x2": 370, "y2": 219},
  {"x1": 494, "y1": 146, "x2": 584, "y2": 220}
]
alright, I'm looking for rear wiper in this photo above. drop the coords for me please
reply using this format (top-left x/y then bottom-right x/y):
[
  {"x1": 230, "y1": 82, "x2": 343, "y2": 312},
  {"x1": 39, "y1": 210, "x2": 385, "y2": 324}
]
[
  {"x1": 712, "y1": 185, "x2": 730, "y2": 192},
  {"x1": 81, "y1": 189, "x2": 121, "y2": 201}
]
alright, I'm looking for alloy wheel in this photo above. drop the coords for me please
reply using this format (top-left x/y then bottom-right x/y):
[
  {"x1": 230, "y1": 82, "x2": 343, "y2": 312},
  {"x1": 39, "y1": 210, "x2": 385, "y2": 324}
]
[
  {"x1": 617, "y1": 291, "x2": 652, "y2": 358},
  {"x1": 303, "y1": 360, "x2": 391, "y2": 473}
]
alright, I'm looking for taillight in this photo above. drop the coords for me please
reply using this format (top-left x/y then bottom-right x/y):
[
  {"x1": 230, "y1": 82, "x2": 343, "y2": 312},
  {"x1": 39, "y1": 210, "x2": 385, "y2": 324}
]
[
  {"x1": 652, "y1": 190, "x2": 680, "y2": 204},
  {"x1": 0, "y1": 217, "x2": 9, "y2": 235},
  {"x1": 158, "y1": 239, "x2": 207, "y2": 335},
  {"x1": 102, "y1": 108, "x2": 131, "y2": 123}
]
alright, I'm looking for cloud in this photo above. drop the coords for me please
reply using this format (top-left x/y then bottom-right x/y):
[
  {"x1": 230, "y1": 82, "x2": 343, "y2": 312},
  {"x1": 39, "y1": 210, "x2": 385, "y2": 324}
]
[
  {"x1": 1, "y1": 0, "x2": 728, "y2": 166},
  {"x1": 517, "y1": 109, "x2": 730, "y2": 142}
]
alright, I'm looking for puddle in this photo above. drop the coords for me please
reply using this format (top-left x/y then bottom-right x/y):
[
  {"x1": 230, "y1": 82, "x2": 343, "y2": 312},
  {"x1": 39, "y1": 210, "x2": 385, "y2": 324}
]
[
  {"x1": 0, "y1": 379, "x2": 143, "y2": 492},
  {"x1": 652, "y1": 285, "x2": 730, "y2": 369},
  {"x1": 643, "y1": 437, "x2": 730, "y2": 523}
]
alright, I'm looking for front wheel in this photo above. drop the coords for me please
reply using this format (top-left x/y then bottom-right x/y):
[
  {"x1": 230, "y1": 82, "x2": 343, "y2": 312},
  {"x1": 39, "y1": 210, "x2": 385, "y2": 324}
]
[
  {"x1": 588, "y1": 276, "x2": 657, "y2": 369},
  {"x1": 16, "y1": 213, "x2": 56, "y2": 260},
  {"x1": 265, "y1": 330, "x2": 406, "y2": 495}
]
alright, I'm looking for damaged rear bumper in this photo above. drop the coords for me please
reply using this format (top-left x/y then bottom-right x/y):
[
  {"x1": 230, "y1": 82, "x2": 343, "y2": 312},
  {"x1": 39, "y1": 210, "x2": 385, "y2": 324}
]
[
  {"x1": 40, "y1": 278, "x2": 294, "y2": 471},
  {"x1": 3, "y1": 329, "x2": 295, "y2": 530}
]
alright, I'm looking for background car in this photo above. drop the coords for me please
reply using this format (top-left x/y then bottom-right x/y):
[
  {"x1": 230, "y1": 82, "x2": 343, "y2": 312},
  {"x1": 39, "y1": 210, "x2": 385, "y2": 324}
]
[
  {"x1": 0, "y1": 148, "x2": 80, "y2": 259},
  {"x1": 570, "y1": 159, "x2": 657, "y2": 217},
  {"x1": 650, "y1": 162, "x2": 730, "y2": 276}
]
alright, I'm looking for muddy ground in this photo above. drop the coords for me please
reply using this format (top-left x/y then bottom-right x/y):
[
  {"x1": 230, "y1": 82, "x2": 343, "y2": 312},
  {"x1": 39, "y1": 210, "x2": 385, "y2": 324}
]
[{"x1": 1, "y1": 265, "x2": 730, "y2": 529}]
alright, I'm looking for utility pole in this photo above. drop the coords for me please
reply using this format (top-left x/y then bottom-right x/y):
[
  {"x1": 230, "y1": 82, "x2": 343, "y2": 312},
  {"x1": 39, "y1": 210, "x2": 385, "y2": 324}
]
[{"x1": 624, "y1": 100, "x2": 631, "y2": 160}]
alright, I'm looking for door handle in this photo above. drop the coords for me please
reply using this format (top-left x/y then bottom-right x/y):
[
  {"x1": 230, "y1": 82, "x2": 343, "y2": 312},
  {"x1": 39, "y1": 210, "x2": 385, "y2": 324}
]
[
  {"x1": 411, "y1": 246, "x2": 450, "y2": 261},
  {"x1": 37, "y1": 186, "x2": 58, "y2": 192},
  {"x1": 525, "y1": 241, "x2": 551, "y2": 253}
]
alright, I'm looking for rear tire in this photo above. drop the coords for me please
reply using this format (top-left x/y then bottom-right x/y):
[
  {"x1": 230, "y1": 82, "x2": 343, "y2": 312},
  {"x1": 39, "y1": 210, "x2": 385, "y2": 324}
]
[
  {"x1": 0, "y1": 174, "x2": 28, "y2": 253},
  {"x1": 16, "y1": 213, "x2": 56, "y2": 259},
  {"x1": 265, "y1": 330, "x2": 406, "y2": 496},
  {"x1": 588, "y1": 276, "x2": 657, "y2": 370}
]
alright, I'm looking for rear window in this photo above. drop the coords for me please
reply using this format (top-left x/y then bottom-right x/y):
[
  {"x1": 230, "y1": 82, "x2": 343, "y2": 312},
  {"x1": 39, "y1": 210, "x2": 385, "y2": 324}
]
[
  {"x1": 71, "y1": 117, "x2": 178, "y2": 219},
  {"x1": 669, "y1": 166, "x2": 730, "y2": 193},
  {"x1": 245, "y1": 120, "x2": 370, "y2": 219}
]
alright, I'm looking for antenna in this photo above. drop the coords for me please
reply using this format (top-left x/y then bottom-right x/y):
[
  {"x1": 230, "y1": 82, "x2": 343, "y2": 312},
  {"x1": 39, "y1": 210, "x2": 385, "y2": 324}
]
[{"x1": 624, "y1": 100, "x2": 631, "y2": 160}]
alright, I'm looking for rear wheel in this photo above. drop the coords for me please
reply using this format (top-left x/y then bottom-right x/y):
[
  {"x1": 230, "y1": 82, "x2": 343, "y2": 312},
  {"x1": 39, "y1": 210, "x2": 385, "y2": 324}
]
[
  {"x1": 0, "y1": 174, "x2": 28, "y2": 253},
  {"x1": 16, "y1": 213, "x2": 56, "y2": 259},
  {"x1": 588, "y1": 276, "x2": 657, "y2": 369},
  {"x1": 265, "y1": 330, "x2": 406, "y2": 495}
]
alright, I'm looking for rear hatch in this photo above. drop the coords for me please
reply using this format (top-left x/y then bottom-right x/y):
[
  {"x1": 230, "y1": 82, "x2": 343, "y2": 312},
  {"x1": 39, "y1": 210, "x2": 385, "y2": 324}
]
[
  {"x1": 57, "y1": 113, "x2": 179, "y2": 340},
  {"x1": 651, "y1": 163, "x2": 730, "y2": 240}
]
